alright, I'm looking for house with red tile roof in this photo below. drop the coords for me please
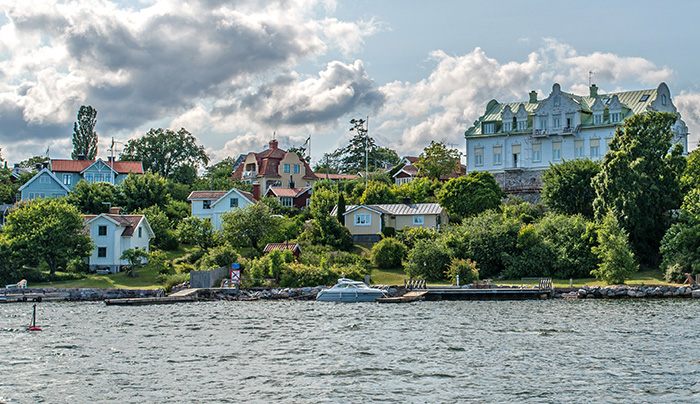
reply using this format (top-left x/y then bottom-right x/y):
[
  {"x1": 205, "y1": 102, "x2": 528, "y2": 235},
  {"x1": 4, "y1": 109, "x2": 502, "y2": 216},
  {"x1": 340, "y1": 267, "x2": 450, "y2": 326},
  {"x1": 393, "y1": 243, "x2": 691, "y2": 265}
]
[
  {"x1": 264, "y1": 186, "x2": 312, "y2": 209},
  {"x1": 187, "y1": 188, "x2": 255, "y2": 229},
  {"x1": 84, "y1": 207, "x2": 155, "y2": 273},
  {"x1": 231, "y1": 139, "x2": 317, "y2": 194},
  {"x1": 392, "y1": 156, "x2": 465, "y2": 186}
]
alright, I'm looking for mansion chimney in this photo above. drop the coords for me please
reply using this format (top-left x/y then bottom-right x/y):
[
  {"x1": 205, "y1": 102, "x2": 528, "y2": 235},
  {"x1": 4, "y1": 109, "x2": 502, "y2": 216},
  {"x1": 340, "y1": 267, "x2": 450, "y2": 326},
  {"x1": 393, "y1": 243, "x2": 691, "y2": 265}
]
[
  {"x1": 590, "y1": 84, "x2": 598, "y2": 98},
  {"x1": 252, "y1": 183, "x2": 261, "y2": 201},
  {"x1": 529, "y1": 91, "x2": 538, "y2": 103},
  {"x1": 109, "y1": 207, "x2": 120, "y2": 215},
  {"x1": 269, "y1": 139, "x2": 279, "y2": 149}
]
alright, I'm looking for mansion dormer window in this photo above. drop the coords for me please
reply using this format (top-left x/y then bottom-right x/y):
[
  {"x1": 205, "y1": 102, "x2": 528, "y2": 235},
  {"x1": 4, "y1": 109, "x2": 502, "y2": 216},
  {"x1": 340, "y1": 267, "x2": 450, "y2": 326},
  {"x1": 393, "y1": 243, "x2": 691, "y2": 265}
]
[
  {"x1": 594, "y1": 114, "x2": 603, "y2": 125},
  {"x1": 283, "y1": 164, "x2": 291, "y2": 173},
  {"x1": 517, "y1": 120, "x2": 527, "y2": 131},
  {"x1": 483, "y1": 123, "x2": 495, "y2": 134},
  {"x1": 610, "y1": 113, "x2": 620, "y2": 123},
  {"x1": 503, "y1": 122, "x2": 512, "y2": 132},
  {"x1": 474, "y1": 147, "x2": 484, "y2": 166},
  {"x1": 662, "y1": 95, "x2": 667, "y2": 105}
]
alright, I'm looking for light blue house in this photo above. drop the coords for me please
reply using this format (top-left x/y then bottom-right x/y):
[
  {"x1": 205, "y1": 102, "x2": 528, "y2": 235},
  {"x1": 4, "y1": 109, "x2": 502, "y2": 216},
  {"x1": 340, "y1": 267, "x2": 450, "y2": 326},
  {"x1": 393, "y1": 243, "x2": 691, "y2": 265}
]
[{"x1": 17, "y1": 158, "x2": 144, "y2": 202}]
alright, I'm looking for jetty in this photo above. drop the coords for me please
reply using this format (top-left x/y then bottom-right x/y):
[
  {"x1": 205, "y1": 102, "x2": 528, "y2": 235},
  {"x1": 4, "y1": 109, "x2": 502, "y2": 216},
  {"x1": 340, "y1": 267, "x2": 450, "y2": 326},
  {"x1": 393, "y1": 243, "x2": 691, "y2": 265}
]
[
  {"x1": 377, "y1": 278, "x2": 553, "y2": 303},
  {"x1": 1, "y1": 291, "x2": 71, "y2": 303},
  {"x1": 104, "y1": 288, "x2": 230, "y2": 306}
]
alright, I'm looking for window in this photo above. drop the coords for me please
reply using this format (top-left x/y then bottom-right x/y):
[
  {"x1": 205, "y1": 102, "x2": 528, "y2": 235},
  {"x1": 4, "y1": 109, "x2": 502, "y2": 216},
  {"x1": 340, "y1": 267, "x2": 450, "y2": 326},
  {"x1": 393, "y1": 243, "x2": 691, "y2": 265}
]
[
  {"x1": 138, "y1": 227, "x2": 142, "y2": 238},
  {"x1": 610, "y1": 113, "x2": 620, "y2": 123},
  {"x1": 85, "y1": 174, "x2": 93, "y2": 183},
  {"x1": 474, "y1": 148, "x2": 483, "y2": 166},
  {"x1": 575, "y1": 140, "x2": 584, "y2": 158},
  {"x1": 590, "y1": 138, "x2": 600, "y2": 158},
  {"x1": 517, "y1": 120, "x2": 527, "y2": 131},
  {"x1": 606, "y1": 138, "x2": 613, "y2": 150},
  {"x1": 413, "y1": 215, "x2": 424, "y2": 226},
  {"x1": 662, "y1": 94, "x2": 667, "y2": 105},
  {"x1": 354, "y1": 213, "x2": 371, "y2": 226},
  {"x1": 493, "y1": 146, "x2": 502, "y2": 165},
  {"x1": 553, "y1": 117, "x2": 561, "y2": 128},
  {"x1": 512, "y1": 144, "x2": 521, "y2": 168},
  {"x1": 552, "y1": 141, "x2": 562, "y2": 160},
  {"x1": 306, "y1": 181, "x2": 311, "y2": 187},
  {"x1": 532, "y1": 143, "x2": 541, "y2": 162},
  {"x1": 230, "y1": 198, "x2": 238, "y2": 208},
  {"x1": 98, "y1": 247, "x2": 107, "y2": 258},
  {"x1": 39, "y1": 175, "x2": 50, "y2": 184},
  {"x1": 503, "y1": 122, "x2": 512, "y2": 132},
  {"x1": 639, "y1": 94, "x2": 650, "y2": 102},
  {"x1": 293, "y1": 164, "x2": 300, "y2": 174},
  {"x1": 280, "y1": 197, "x2": 293, "y2": 207},
  {"x1": 283, "y1": 164, "x2": 290, "y2": 173},
  {"x1": 539, "y1": 118, "x2": 547, "y2": 129},
  {"x1": 594, "y1": 114, "x2": 602, "y2": 124},
  {"x1": 98, "y1": 225, "x2": 107, "y2": 236},
  {"x1": 94, "y1": 173, "x2": 102, "y2": 183},
  {"x1": 203, "y1": 200, "x2": 212, "y2": 209},
  {"x1": 63, "y1": 174, "x2": 72, "y2": 186},
  {"x1": 483, "y1": 123, "x2": 494, "y2": 134}
]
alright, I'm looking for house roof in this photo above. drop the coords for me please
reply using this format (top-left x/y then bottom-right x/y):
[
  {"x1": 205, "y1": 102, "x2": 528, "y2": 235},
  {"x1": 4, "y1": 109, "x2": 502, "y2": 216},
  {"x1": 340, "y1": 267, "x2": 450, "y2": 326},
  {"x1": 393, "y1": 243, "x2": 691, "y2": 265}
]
[
  {"x1": 84, "y1": 214, "x2": 151, "y2": 237},
  {"x1": 17, "y1": 168, "x2": 71, "y2": 193},
  {"x1": 187, "y1": 188, "x2": 255, "y2": 205},
  {"x1": 314, "y1": 173, "x2": 359, "y2": 181},
  {"x1": 231, "y1": 141, "x2": 317, "y2": 181},
  {"x1": 263, "y1": 243, "x2": 301, "y2": 253},
  {"x1": 332, "y1": 203, "x2": 444, "y2": 217},
  {"x1": 51, "y1": 159, "x2": 144, "y2": 174},
  {"x1": 265, "y1": 187, "x2": 311, "y2": 198}
]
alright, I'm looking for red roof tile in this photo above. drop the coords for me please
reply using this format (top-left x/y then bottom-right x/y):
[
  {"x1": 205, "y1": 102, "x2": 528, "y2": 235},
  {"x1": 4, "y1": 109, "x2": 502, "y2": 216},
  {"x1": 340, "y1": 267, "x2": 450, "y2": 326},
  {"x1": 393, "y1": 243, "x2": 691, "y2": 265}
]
[
  {"x1": 263, "y1": 243, "x2": 301, "y2": 253},
  {"x1": 265, "y1": 187, "x2": 310, "y2": 198},
  {"x1": 51, "y1": 159, "x2": 144, "y2": 174},
  {"x1": 84, "y1": 214, "x2": 145, "y2": 236},
  {"x1": 188, "y1": 191, "x2": 228, "y2": 200}
]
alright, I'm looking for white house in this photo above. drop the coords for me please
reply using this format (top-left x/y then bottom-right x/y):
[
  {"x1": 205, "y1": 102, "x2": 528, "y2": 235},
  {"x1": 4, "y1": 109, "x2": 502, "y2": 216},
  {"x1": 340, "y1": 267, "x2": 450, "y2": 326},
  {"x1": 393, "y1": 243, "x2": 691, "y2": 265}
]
[
  {"x1": 84, "y1": 208, "x2": 155, "y2": 273},
  {"x1": 464, "y1": 82, "x2": 689, "y2": 195},
  {"x1": 187, "y1": 188, "x2": 255, "y2": 229}
]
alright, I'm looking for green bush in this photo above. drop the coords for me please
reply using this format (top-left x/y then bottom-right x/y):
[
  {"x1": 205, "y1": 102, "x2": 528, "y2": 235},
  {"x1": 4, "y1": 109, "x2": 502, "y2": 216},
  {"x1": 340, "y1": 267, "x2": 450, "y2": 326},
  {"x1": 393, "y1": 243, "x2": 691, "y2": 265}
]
[
  {"x1": 404, "y1": 238, "x2": 452, "y2": 281},
  {"x1": 445, "y1": 258, "x2": 479, "y2": 285},
  {"x1": 186, "y1": 247, "x2": 207, "y2": 265},
  {"x1": 198, "y1": 244, "x2": 240, "y2": 270},
  {"x1": 664, "y1": 263, "x2": 685, "y2": 283},
  {"x1": 370, "y1": 238, "x2": 407, "y2": 268},
  {"x1": 160, "y1": 273, "x2": 190, "y2": 294},
  {"x1": 395, "y1": 227, "x2": 439, "y2": 250},
  {"x1": 278, "y1": 262, "x2": 367, "y2": 287},
  {"x1": 381, "y1": 226, "x2": 396, "y2": 238},
  {"x1": 66, "y1": 258, "x2": 89, "y2": 274},
  {"x1": 591, "y1": 212, "x2": 638, "y2": 284}
]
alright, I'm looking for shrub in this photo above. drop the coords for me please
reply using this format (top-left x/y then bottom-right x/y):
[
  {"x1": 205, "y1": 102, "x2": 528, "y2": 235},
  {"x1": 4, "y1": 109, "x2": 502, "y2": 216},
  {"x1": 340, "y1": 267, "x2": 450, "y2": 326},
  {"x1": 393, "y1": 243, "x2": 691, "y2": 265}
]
[
  {"x1": 66, "y1": 258, "x2": 89, "y2": 274},
  {"x1": 160, "y1": 273, "x2": 190, "y2": 294},
  {"x1": 664, "y1": 263, "x2": 685, "y2": 283},
  {"x1": 370, "y1": 238, "x2": 407, "y2": 268},
  {"x1": 445, "y1": 258, "x2": 479, "y2": 285},
  {"x1": 186, "y1": 247, "x2": 207, "y2": 265},
  {"x1": 591, "y1": 212, "x2": 638, "y2": 284},
  {"x1": 198, "y1": 244, "x2": 240, "y2": 270},
  {"x1": 278, "y1": 262, "x2": 367, "y2": 288},
  {"x1": 381, "y1": 226, "x2": 396, "y2": 238},
  {"x1": 404, "y1": 238, "x2": 452, "y2": 281},
  {"x1": 395, "y1": 227, "x2": 439, "y2": 250}
]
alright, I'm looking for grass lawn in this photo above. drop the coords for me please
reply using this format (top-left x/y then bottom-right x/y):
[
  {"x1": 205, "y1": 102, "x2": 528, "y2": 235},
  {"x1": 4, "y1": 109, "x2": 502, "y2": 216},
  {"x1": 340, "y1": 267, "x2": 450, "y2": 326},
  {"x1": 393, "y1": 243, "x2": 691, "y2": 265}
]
[{"x1": 34, "y1": 266, "x2": 164, "y2": 289}]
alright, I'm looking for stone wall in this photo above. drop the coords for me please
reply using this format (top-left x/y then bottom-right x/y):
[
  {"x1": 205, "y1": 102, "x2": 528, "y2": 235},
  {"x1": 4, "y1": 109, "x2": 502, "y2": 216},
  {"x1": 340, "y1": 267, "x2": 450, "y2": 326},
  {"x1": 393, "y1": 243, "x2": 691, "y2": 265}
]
[
  {"x1": 190, "y1": 266, "x2": 230, "y2": 288},
  {"x1": 2, "y1": 288, "x2": 163, "y2": 301},
  {"x1": 493, "y1": 169, "x2": 543, "y2": 203}
]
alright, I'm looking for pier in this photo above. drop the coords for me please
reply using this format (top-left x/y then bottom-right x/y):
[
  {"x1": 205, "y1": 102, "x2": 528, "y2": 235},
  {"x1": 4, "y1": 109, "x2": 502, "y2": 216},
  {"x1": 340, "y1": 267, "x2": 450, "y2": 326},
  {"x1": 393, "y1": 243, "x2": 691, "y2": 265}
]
[{"x1": 377, "y1": 278, "x2": 553, "y2": 303}]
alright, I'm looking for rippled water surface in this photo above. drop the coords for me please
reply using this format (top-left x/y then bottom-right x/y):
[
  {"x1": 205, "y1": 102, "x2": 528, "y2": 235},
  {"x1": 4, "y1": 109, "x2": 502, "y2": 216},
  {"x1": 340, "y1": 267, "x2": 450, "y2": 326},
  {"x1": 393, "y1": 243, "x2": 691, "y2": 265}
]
[{"x1": 2, "y1": 299, "x2": 700, "y2": 403}]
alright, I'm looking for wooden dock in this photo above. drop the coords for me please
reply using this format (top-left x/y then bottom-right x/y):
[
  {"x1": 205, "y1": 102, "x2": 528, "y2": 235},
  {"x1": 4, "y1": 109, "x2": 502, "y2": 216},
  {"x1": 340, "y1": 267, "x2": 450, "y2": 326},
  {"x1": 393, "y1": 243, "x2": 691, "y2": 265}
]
[
  {"x1": 105, "y1": 288, "x2": 199, "y2": 306},
  {"x1": 376, "y1": 291, "x2": 429, "y2": 303},
  {"x1": 0, "y1": 292, "x2": 71, "y2": 303},
  {"x1": 377, "y1": 279, "x2": 553, "y2": 303}
]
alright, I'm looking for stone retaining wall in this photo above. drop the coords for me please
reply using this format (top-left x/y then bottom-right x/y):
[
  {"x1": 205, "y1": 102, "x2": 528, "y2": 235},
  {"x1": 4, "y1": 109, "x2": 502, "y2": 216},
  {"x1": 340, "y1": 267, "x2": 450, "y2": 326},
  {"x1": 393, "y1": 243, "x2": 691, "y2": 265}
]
[{"x1": 3, "y1": 288, "x2": 163, "y2": 301}]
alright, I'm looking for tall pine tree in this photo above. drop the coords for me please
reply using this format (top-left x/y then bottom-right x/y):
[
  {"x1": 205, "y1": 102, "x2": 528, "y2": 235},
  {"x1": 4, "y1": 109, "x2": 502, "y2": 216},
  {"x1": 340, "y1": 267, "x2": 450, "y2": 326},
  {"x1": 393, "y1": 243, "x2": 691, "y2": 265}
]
[{"x1": 71, "y1": 105, "x2": 98, "y2": 160}]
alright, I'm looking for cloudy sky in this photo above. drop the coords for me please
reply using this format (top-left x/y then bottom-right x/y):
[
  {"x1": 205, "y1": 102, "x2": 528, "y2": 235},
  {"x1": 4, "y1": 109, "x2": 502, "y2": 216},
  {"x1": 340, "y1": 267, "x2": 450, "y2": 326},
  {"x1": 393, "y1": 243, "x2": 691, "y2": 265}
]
[{"x1": 1, "y1": 0, "x2": 699, "y2": 166}]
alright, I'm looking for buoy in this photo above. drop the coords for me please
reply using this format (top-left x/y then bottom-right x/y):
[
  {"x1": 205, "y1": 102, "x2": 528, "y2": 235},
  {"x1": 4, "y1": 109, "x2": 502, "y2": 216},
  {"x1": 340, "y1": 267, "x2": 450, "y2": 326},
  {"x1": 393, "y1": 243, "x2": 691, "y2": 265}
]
[{"x1": 27, "y1": 304, "x2": 42, "y2": 332}]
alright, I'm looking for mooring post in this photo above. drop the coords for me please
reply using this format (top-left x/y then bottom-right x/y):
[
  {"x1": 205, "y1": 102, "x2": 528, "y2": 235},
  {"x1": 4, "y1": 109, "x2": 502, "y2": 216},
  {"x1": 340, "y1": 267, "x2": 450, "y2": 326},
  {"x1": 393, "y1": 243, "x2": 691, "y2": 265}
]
[{"x1": 570, "y1": 278, "x2": 573, "y2": 288}]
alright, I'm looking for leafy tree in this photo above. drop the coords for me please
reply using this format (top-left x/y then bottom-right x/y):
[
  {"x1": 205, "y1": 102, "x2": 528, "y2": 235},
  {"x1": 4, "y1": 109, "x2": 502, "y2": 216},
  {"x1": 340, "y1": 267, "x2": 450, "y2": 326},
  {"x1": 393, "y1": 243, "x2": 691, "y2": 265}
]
[
  {"x1": 2, "y1": 198, "x2": 93, "y2": 274},
  {"x1": 120, "y1": 248, "x2": 150, "y2": 277},
  {"x1": 120, "y1": 128, "x2": 209, "y2": 178},
  {"x1": 177, "y1": 216, "x2": 217, "y2": 248},
  {"x1": 445, "y1": 258, "x2": 479, "y2": 285},
  {"x1": 336, "y1": 193, "x2": 346, "y2": 225},
  {"x1": 415, "y1": 141, "x2": 461, "y2": 181},
  {"x1": 71, "y1": 105, "x2": 98, "y2": 160},
  {"x1": 17, "y1": 156, "x2": 49, "y2": 169},
  {"x1": 541, "y1": 158, "x2": 600, "y2": 218},
  {"x1": 195, "y1": 157, "x2": 254, "y2": 192},
  {"x1": 66, "y1": 180, "x2": 118, "y2": 214},
  {"x1": 392, "y1": 177, "x2": 442, "y2": 204},
  {"x1": 404, "y1": 238, "x2": 452, "y2": 281},
  {"x1": 360, "y1": 181, "x2": 397, "y2": 204},
  {"x1": 0, "y1": 170, "x2": 33, "y2": 204},
  {"x1": 306, "y1": 188, "x2": 353, "y2": 250},
  {"x1": 681, "y1": 148, "x2": 700, "y2": 191},
  {"x1": 660, "y1": 215, "x2": 700, "y2": 282},
  {"x1": 221, "y1": 203, "x2": 282, "y2": 250},
  {"x1": 309, "y1": 187, "x2": 338, "y2": 217},
  {"x1": 134, "y1": 205, "x2": 179, "y2": 250},
  {"x1": 119, "y1": 171, "x2": 169, "y2": 212},
  {"x1": 592, "y1": 111, "x2": 684, "y2": 266},
  {"x1": 325, "y1": 118, "x2": 400, "y2": 174},
  {"x1": 438, "y1": 171, "x2": 503, "y2": 218},
  {"x1": 370, "y1": 237, "x2": 407, "y2": 268},
  {"x1": 591, "y1": 211, "x2": 638, "y2": 284}
]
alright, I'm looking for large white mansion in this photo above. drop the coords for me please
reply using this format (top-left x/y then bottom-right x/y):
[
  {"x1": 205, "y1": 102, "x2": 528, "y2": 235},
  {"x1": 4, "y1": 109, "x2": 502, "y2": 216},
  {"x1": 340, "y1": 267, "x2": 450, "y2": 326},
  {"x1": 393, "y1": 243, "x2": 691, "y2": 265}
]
[{"x1": 464, "y1": 82, "x2": 689, "y2": 194}]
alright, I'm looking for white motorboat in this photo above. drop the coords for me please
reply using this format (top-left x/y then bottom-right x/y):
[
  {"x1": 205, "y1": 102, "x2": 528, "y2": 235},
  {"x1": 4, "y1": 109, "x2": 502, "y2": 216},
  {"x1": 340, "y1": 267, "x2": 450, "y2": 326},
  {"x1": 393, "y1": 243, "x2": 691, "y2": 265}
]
[{"x1": 316, "y1": 278, "x2": 385, "y2": 302}]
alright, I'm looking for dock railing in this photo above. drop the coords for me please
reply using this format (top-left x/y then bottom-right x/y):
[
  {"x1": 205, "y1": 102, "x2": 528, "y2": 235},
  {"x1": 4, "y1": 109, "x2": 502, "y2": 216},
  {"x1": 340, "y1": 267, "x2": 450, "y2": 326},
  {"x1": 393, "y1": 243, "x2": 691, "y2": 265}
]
[
  {"x1": 404, "y1": 279, "x2": 427, "y2": 290},
  {"x1": 520, "y1": 277, "x2": 553, "y2": 292}
]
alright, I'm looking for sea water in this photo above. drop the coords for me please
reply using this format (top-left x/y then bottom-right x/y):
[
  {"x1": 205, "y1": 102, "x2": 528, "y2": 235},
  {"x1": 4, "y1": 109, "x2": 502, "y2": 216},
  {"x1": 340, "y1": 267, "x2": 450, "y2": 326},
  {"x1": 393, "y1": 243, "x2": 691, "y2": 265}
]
[{"x1": 2, "y1": 299, "x2": 700, "y2": 403}]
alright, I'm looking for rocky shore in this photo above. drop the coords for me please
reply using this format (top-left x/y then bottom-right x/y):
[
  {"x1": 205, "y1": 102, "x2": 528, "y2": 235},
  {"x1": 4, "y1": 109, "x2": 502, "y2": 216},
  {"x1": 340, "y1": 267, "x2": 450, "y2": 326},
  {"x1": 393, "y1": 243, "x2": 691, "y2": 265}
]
[{"x1": 556, "y1": 284, "x2": 699, "y2": 299}]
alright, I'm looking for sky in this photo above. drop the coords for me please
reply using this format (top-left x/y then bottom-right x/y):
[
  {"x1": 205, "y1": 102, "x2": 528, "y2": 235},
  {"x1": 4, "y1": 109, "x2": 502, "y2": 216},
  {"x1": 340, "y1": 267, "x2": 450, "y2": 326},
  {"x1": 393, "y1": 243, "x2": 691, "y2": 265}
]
[{"x1": 1, "y1": 0, "x2": 699, "y2": 167}]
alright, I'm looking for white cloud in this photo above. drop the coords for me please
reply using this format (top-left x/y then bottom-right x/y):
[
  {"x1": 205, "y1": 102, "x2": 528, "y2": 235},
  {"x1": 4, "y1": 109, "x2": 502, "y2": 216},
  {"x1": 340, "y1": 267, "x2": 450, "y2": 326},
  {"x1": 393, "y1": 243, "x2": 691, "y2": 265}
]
[{"x1": 674, "y1": 91, "x2": 700, "y2": 151}]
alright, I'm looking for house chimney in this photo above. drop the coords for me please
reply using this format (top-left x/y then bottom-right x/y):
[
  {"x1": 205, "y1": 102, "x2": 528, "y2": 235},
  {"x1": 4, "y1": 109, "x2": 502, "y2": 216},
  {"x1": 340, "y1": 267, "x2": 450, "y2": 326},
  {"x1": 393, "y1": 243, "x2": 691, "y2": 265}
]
[
  {"x1": 252, "y1": 183, "x2": 261, "y2": 201},
  {"x1": 109, "y1": 207, "x2": 120, "y2": 215},
  {"x1": 77, "y1": 154, "x2": 86, "y2": 161},
  {"x1": 529, "y1": 91, "x2": 538, "y2": 103},
  {"x1": 590, "y1": 84, "x2": 598, "y2": 98},
  {"x1": 269, "y1": 139, "x2": 278, "y2": 149},
  {"x1": 108, "y1": 156, "x2": 114, "y2": 163},
  {"x1": 35, "y1": 163, "x2": 42, "y2": 171}
]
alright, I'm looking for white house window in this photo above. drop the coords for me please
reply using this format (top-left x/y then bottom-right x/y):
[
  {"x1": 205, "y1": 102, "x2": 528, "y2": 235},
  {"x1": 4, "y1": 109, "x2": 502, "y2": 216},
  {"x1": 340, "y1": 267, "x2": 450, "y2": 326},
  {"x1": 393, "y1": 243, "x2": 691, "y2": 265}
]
[
  {"x1": 98, "y1": 225, "x2": 107, "y2": 236},
  {"x1": 512, "y1": 144, "x2": 521, "y2": 168},
  {"x1": 283, "y1": 164, "x2": 290, "y2": 173},
  {"x1": 503, "y1": 122, "x2": 512, "y2": 132},
  {"x1": 605, "y1": 137, "x2": 613, "y2": 150},
  {"x1": 474, "y1": 148, "x2": 483, "y2": 166},
  {"x1": 553, "y1": 117, "x2": 561, "y2": 128},
  {"x1": 230, "y1": 198, "x2": 238, "y2": 208},
  {"x1": 63, "y1": 174, "x2": 72, "y2": 185},
  {"x1": 493, "y1": 146, "x2": 502, "y2": 165},
  {"x1": 590, "y1": 138, "x2": 600, "y2": 158},
  {"x1": 293, "y1": 164, "x2": 301, "y2": 174},
  {"x1": 203, "y1": 200, "x2": 212, "y2": 209},
  {"x1": 610, "y1": 113, "x2": 620, "y2": 123},
  {"x1": 138, "y1": 227, "x2": 142, "y2": 238},
  {"x1": 483, "y1": 123, "x2": 495, "y2": 134},
  {"x1": 98, "y1": 247, "x2": 107, "y2": 258},
  {"x1": 85, "y1": 174, "x2": 93, "y2": 183},
  {"x1": 280, "y1": 197, "x2": 293, "y2": 207},
  {"x1": 532, "y1": 143, "x2": 541, "y2": 163},
  {"x1": 39, "y1": 175, "x2": 50, "y2": 184},
  {"x1": 594, "y1": 114, "x2": 603, "y2": 124},
  {"x1": 539, "y1": 118, "x2": 547, "y2": 129},
  {"x1": 575, "y1": 140, "x2": 584, "y2": 158},
  {"x1": 413, "y1": 215, "x2": 424, "y2": 226},
  {"x1": 355, "y1": 213, "x2": 371, "y2": 226},
  {"x1": 662, "y1": 95, "x2": 667, "y2": 105},
  {"x1": 517, "y1": 120, "x2": 527, "y2": 131},
  {"x1": 552, "y1": 141, "x2": 562, "y2": 160}
]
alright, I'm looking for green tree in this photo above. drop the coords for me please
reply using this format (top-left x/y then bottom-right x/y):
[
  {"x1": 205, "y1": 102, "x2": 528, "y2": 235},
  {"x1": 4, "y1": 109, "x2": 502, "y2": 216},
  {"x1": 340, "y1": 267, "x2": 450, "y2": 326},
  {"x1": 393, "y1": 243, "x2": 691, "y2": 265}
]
[
  {"x1": 541, "y1": 159, "x2": 600, "y2": 218},
  {"x1": 326, "y1": 118, "x2": 400, "y2": 174},
  {"x1": 120, "y1": 248, "x2": 150, "y2": 277},
  {"x1": 2, "y1": 198, "x2": 93, "y2": 274},
  {"x1": 120, "y1": 128, "x2": 209, "y2": 178},
  {"x1": 336, "y1": 193, "x2": 346, "y2": 225},
  {"x1": 370, "y1": 237, "x2": 407, "y2": 268},
  {"x1": 71, "y1": 105, "x2": 98, "y2": 160},
  {"x1": 415, "y1": 141, "x2": 461, "y2": 181},
  {"x1": 438, "y1": 171, "x2": 503, "y2": 218},
  {"x1": 119, "y1": 171, "x2": 169, "y2": 212},
  {"x1": 392, "y1": 177, "x2": 442, "y2": 204},
  {"x1": 591, "y1": 211, "x2": 638, "y2": 284},
  {"x1": 592, "y1": 111, "x2": 684, "y2": 266},
  {"x1": 360, "y1": 181, "x2": 397, "y2": 204},
  {"x1": 681, "y1": 148, "x2": 700, "y2": 191},
  {"x1": 404, "y1": 238, "x2": 452, "y2": 281},
  {"x1": 221, "y1": 203, "x2": 281, "y2": 250},
  {"x1": 17, "y1": 156, "x2": 49, "y2": 169},
  {"x1": 134, "y1": 205, "x2": 178, "y2": 250},
  {"x1": 66, "y1": 180, "x2": 118, "y2": 214}
]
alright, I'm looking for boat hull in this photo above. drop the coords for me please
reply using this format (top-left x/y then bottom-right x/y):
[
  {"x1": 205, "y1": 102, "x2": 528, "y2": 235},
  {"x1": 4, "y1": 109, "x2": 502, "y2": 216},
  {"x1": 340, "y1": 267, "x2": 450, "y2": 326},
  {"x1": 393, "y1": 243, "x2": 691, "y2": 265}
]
[{"x1": 316, "y1": 290, "x2": 383, "y2": 302}]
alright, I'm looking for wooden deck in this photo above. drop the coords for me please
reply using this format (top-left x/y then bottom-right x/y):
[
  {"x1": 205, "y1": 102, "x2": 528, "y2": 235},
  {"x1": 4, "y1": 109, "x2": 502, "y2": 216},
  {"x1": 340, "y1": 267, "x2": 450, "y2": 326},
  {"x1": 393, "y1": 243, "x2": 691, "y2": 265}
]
[{"x1": 377, "y1": 285, "x2": 552, "y2": 303}]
